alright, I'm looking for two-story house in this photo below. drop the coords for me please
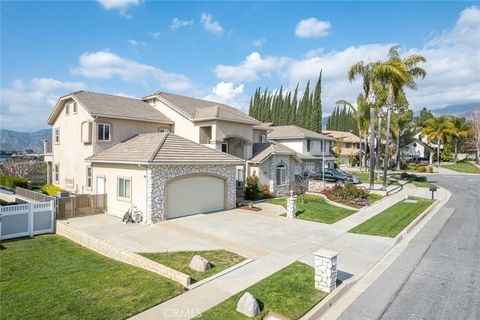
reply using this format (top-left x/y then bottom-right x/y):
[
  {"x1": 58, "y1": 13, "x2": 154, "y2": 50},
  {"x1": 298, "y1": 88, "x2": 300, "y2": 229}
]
[
  {"x1": 45, "y1": 91, "x2": 300, "y2": 223},
  {"x1": 323, "y1": 130, "x2": 363, "y2": 167},
  {"x1": 267, "y1": 125, "x2": 337, "y2": 174}
]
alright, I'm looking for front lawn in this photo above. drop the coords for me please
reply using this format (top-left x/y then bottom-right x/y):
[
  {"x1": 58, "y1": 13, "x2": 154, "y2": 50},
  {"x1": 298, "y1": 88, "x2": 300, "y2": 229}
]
[
  {"x1": 0, "y1": 235, "x2": 182, "y2": 320},
  {"x1": 197, "y1": 262, "x2": 328, "y2": 320},
  {"x1": 441, "y1": 162, "x2": 480, "y2": 174},
  {"x1": 349, "y1": 196, "x2": 433, "y2": 237},
  {"x1": 267, "y1": 194, "x2": 356, "y2": 224},
  {"x1": 391, "y1": 172, "x2": 436, "y2": 188},
  {"x1": 139, "y1": 250, "x2": 245, "y2": 283}
]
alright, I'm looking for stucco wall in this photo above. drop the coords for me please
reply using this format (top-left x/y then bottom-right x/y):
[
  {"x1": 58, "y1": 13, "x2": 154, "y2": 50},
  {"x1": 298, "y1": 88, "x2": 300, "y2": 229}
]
[
  {"x1": 146, "y1": 164, "x2": 237, "y2": 223},
  {"x1": 90, "y1": 163, "x2": 148, "y2": 218},
  {"x1": 51, "y1": 98, "x2": 95, "y2": 193}
]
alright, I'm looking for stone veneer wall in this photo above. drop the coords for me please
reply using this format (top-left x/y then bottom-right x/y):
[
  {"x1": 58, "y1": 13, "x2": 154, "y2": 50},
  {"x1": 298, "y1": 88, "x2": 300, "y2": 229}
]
[
  {"x1": 269, "y1": 155, "x2": 295, "y2": 196},
  {"x1": 146, "y1": 164, "x2": 237, "y2": 223}
]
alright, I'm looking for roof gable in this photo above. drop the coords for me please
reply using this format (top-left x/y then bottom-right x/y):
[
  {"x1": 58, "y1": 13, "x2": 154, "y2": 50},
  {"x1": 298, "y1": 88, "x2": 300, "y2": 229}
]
[
  {"x1": 47, "y1": 91, "x2": 173, "y2": 125},
  {"x1": 268, "y1": 125, "x2": 335, "y2": 141},
  {"x1": 146, "y1": 92, "x2": 260, "y2": 125}
]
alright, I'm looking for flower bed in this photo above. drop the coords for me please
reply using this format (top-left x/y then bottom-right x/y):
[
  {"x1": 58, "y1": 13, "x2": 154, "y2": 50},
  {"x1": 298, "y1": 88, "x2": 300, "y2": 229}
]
[{"x1": 321, "y1": 184, "x2": 376, "y2": 208}]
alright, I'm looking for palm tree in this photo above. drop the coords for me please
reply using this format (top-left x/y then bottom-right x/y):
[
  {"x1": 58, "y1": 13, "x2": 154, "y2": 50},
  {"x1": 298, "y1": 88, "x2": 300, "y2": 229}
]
[
  {"x1": 422, "y1": 116, "x2": 456, "y2": 167},
  {"x1": 449, "y1": 116, "x2": 470, "y2": 164}
]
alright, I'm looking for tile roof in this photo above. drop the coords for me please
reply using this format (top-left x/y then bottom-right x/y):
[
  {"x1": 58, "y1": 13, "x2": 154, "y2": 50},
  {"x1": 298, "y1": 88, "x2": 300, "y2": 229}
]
[
  {"x1": 47, "y1": 91, "x2": 173, "y2": 125},
  {"x1": 249, "y1": 141, "x2": 300, "y2": 164},
  {"x1": 267, "y1": 125, "x2": 335, "y2": 141},
  {"x1": 86, "y1": 132, "x2": 244, "y2": 164},
  {"x1": 323, "y1": 130, "x2": 361, "y2": 143},
  {"x1": 74, "y1": 91, "x2": 172, "y2": 123},
  {"x1": 148, "y1": 92, "x2": 260, "y2": 124}
]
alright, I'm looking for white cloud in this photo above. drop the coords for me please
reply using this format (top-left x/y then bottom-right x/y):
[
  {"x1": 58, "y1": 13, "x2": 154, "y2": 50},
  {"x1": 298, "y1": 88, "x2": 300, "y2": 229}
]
[
  {"x1": 252, "y1": 38, "x2": 266, "y2": 48},
  {"x1": 200, "y1": 12, "x2": 224, "y2": 35},
  {"x1": 71, "y1": 50, "x2": 193, "y2": 92},
  {"x1": 127, "y1": 39, "x2": 146, "y2": 47},
  {"x1": 170, "y1": 18, "x2": 194, "y2": 31},
  {"x1": 148, "y1": 31, "x2": 161, "y2": 39},
  {"x1": 0, "y1": 78, "x2": 86, "y2": 131},
  {"x1": 215, "y1": 6, "x2": 480, "y2": 113},
  {"x1": 295, "y1": 18, "x2": 331, "y2": 38},
  {"x1": 204, "y1": 82, "x2": 250, "y2": 112},
  {"x1": 214, "y1": 52, "x2": 289, "y2": 82},
  {"x1": 97, "y1": 0, "x2": 140, "y2": 18}
]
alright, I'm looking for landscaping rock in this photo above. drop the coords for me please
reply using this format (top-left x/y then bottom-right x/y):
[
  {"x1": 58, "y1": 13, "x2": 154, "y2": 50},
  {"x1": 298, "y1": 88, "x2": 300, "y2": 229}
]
[
  {"x1": 236, "y1": 292, "x2": 260, "y2": 317},
  {"x1": 189, "y1": 255, "x2": 211, "y2": 272},
  {"x1": 404, "y1": 199, "x2": 418, "y2": 203}
]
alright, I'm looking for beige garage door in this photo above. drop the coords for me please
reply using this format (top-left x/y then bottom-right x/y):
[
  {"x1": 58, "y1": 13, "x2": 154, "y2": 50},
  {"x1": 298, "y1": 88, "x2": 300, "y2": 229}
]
[{"x1": 166, "y1": 175, "x2": 225, "y2": 219}]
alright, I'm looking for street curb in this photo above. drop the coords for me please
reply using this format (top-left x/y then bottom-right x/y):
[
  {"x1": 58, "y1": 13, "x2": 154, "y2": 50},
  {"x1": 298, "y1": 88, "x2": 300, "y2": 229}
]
[
  {"x1": 300, "y1": 278, "x2": 356, "y2": 320},
  {"x1": 305, "y1": 186, "x2": 451, "y2": 320}
]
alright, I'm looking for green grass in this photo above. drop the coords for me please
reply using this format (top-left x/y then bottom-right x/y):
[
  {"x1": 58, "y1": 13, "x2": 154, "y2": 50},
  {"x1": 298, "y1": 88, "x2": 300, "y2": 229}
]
[
  {"x1": 139, "y1": 250, "x2": 245, "y2": 283},
  {"x1": 197, "y1": 262, "x2": 328, "y2": 320},
  {"x1": 349, "y1": 196, "x2": 434, "y2": 238},
  {"x1": 0, "y1": 235, "x2": 182, "y2": 320},
  {"x1": 368, "y1": 193, "x2": 384, "y2": 203},
  {"x1": 391, "y1": 173, "x2": 437, "y2": 189},
  {"x1": 346, "y1": 171, "x2": 399, "y2": 186},
  {"x1": 441, "y1": 162, "x2": 480, "y2": 174},
  {"x1": 267, "y1": 194, "x2": 356, "y2": 224}
]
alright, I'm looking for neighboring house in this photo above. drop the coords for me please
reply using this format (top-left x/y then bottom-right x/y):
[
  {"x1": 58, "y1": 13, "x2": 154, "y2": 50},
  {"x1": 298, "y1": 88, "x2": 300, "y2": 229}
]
[
  {"x1": 44, "y1": 91, "x2": 300, "y2": 222},
  {"x1": 248, "y1": 141, "x2": 301, "y2": 196},
  {"x1": 323, "y1": 130, "x2": 363, "y2": 167},
  {"x1": 267, "y1": 125, "x2": 337, "y2": 174},
  {"x1": 401, "y1": 138, "x2": 435, "y2": 164}
]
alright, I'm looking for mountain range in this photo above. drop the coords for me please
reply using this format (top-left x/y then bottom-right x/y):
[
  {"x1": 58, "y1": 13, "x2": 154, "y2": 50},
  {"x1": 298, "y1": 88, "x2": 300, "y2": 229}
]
[
  {"x1": 429, "y1": 102, "x2": 479, "y2": 117},
  {"x1": 0, "y1": 129, "x2": 50, "y2": 152}
]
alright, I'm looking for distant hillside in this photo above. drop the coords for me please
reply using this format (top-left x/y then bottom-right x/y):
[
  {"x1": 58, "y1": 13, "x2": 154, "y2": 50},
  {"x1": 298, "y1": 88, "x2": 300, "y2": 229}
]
[
  {"x1": 0, "y1": 129, "x2": 50, "y2": 152},
  {"x1": 430, "y1": 102, "x2": 479, "y2": 117}
]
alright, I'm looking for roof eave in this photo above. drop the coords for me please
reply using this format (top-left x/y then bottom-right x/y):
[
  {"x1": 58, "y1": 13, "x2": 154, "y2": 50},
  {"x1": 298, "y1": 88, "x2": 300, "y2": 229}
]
[{"x1": 91, "y1": 113, "x2": 174, "y2": 124}]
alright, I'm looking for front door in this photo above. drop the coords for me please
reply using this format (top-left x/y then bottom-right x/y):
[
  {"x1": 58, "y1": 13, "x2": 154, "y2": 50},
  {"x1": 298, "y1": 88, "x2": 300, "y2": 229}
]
[{"x1": 97, "y1": 176, "x2": 105, "y2": 194}]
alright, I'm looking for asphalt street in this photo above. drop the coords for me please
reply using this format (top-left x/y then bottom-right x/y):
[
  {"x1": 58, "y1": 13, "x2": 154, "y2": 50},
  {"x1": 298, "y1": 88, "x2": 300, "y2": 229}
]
[{"x1": 339, "y1": 174, "x2": 480, "y2": 320}]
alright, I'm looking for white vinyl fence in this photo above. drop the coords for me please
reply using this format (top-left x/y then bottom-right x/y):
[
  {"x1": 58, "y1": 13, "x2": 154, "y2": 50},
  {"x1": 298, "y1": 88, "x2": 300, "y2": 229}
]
[{"x1": 0, "y1": 200, "x2": 55, "y2": 240}]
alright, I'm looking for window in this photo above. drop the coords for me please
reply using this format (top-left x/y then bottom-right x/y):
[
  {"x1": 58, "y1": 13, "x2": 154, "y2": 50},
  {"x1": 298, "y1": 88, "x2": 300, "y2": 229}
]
[
  {"x1": 65, "y1": 103, "x2": 70, "y2": 115},
  {"x1": 86, "y1": 167, "x2": 92, "y2": 189},
  {"x1": 97, "y1": 123, "x2": 111, "y2": 141},
  {"x1": 158, "y1": 127, "x2": 170, "y2": 133},
  {"x1": 54, "y1": 128, "x2": 60, "y2": 144},
  {"x1": 73, "y1": 102, "x2": 78, "y2": 114},
  {"x1": 276, "y1": 164, "x2": 287, "y2": 186},
  {"x1": 117, "y1": 177, "x2": 131, "y2": 200},
  {"x1": 260, "y1": 134, "x2": 267, "y2": 143},
  {"x1": 54, "y1": 164, "x2": 59, "y2": 183},
  {"x1": 221, "y1": 142, "x2": 228, "y2": 153},
  {"x1": 307, "y1": 139, "x2": 311, "y2": 152}
]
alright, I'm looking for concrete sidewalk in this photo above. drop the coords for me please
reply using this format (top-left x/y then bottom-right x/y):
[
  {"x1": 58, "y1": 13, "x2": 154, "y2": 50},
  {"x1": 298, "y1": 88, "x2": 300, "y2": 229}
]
[{"x1": 128, "y1": 183, "x2": 448, "y2": 319}]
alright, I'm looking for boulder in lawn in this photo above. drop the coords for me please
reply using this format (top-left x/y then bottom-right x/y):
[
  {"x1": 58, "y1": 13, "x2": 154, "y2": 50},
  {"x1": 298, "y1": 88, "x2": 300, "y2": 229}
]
[
  {"x1": 189, "y1": 255, "x2": 211, "y2": 272},
  {"x1": 236, "y1": 292, "x2": 260, "y2": 317}
]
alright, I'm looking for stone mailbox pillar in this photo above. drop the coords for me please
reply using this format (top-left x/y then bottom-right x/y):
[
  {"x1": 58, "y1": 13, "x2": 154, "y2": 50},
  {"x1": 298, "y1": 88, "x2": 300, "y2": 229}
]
[
  {"x1": 286, "y1": 191, "x2": 296, "y2": 219},
  {"x1": 314, "y1": 248, "x2": 339, "y2": 293}
]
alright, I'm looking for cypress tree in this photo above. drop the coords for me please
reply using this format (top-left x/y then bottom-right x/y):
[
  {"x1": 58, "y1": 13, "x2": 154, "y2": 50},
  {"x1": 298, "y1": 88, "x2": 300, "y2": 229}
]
[
  {"x1": 312, "y1": 71, "x2": 323, "y2": 132},
  {"x1": 297, "y1": 80, "x2": 310, "y2": 128}
]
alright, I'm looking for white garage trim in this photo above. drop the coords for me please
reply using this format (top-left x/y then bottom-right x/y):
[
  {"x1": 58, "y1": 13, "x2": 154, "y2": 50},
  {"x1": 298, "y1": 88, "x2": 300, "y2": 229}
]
[
  {"x1": 146, "y1": 164, "x2": 237, "y2": 223},
  {"x1": 165, "y1": 173, "x2": 226, "y2": 219}
]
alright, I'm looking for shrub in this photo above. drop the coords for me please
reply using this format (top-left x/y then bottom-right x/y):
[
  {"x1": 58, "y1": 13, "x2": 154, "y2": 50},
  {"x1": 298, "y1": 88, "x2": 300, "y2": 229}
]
[
  {"x1": 416, "y1": 165, "x2": 426, "y2": 172},
  {"x1": 321, "y1": 183, "x2": 371, "y2": 207},
  {"x1": 259, "y1": 184, "x2": 272, "y2": 199},
  {"x1": 245, "y1": 176, "x2": 261, "y2": 200},
  {"x1": 0, "y1": 175, "x2": 29, "y2": 188},
  {"x1": 41, "y1": 185, "x2": 65, "y2": 197}
]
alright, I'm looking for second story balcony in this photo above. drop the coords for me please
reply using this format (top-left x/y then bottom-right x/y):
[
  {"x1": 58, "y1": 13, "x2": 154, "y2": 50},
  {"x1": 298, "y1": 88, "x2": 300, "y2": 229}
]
[{"x1": 44, "y1": 139, "x2": 52, "y2": 154}]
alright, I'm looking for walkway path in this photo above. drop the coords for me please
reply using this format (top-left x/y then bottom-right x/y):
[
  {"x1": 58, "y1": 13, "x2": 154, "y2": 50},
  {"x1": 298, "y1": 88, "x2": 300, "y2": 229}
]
[{"x1": 130, "y1": 183, "x2": 446, "y2": 319}]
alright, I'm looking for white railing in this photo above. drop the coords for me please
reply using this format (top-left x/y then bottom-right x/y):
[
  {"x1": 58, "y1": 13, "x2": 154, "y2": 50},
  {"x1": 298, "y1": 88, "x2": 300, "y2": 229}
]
[
  {"x1": 0, "y1": 200, "x2": 55, "y2": 240},
  {"x1": 15, "y1": 187, "x2": 55, "y2": 202}
]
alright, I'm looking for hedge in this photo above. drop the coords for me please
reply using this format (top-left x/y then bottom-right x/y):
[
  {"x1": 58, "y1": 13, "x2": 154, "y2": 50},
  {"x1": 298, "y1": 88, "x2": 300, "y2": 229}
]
[
  {"x1": 40, "y1": 185, "x2": 65, "y2": 197},
  {"x1": 0, "y1": 175, "x2": 29, "y2": 189}
]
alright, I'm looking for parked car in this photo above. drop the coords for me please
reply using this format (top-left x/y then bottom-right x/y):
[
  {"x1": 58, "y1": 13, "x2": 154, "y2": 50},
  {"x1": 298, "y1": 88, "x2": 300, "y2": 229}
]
[
  {"x1": 407, "y1": 156, "x2": 429, "y2": 166},
  {"x1": 312, "y1": 168, "x2": 360, "y2": 184}
]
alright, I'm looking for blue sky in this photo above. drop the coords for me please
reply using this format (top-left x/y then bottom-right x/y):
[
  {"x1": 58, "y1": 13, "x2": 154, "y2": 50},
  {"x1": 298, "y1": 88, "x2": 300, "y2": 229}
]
[{"x1": 1, "y1": 1, "x2": 479, "y2": 131}]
